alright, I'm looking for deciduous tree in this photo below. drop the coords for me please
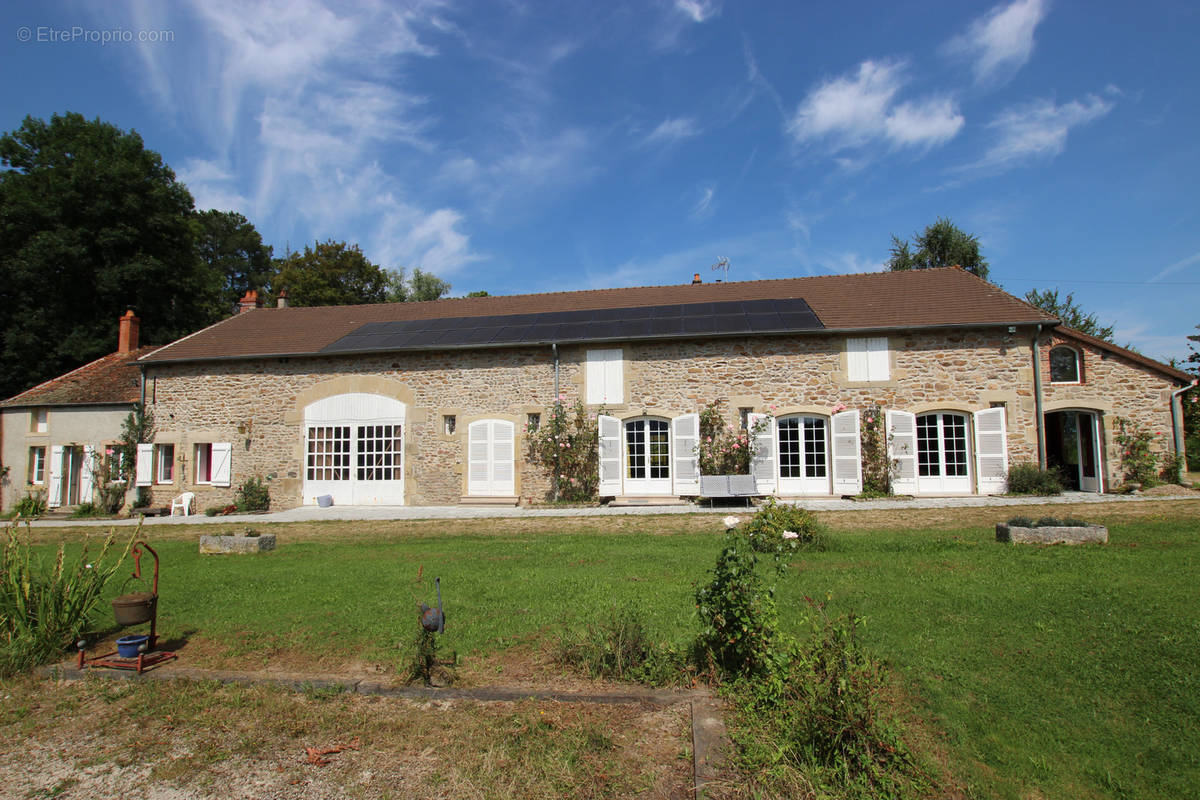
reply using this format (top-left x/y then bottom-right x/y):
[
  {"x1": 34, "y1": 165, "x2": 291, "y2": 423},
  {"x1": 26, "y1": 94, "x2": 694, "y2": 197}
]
[
  {"x1": 886, "y1": 217, "x2": 990, "y2": 281},
  {"x1": 1023, "y1": 289, "x2": 1115, "y2": 342}
]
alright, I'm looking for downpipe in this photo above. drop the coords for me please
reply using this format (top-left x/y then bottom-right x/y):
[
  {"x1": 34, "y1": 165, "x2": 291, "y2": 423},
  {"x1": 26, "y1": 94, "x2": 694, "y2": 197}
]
[
  {"x1": 1031, "y1": 324, "x2": 1046, "y2": 469},
  {"x1": 1171, "y1": 379, "x2": 1198, "y2": 481}
]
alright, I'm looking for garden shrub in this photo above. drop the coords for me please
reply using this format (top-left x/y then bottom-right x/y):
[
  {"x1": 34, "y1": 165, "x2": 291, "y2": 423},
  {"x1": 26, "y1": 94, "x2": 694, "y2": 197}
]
[
  {"x1": 741, "y1": 497, "x2": 828, "y2": 558},
  {"x1": 1036, "y1": 516, "x2": 1063, "y2": 527},
  {"x1": 694, "y1": 531, "x2": 782, "y2": 679},
  {"x1": 234, "y1": 477, "x2": 271, "y2": 512},
  {"x1": 1005, "y1": 462, "x2": 1064, "y2": 495},
  {"x1": 524, "y1": 396, "x2": 599, "y2": 501},
  {"x1": 1062, "y1": 517, "x2": 1089, "y2": 527},
  {"x1": 696, "y1": 400, "x2": 761, "y2": 475},
  {"x1": 732, "y1": 602, "x2": 930, "y2": 799},
  {"x1": 858, "y1": 403, "x2": 892, "y2": 496},
  {"x1": 556, "y1": 604, "x2": 684, "y2": 686},
  {"x1": 68, "y1": 503, "x2": 108, "y2": 519},
  {"x1": 0, "y1": 522, "x2": 133, "y2": 676},
  {"x1": 1006, "y1": 516, "x2": 1035, "y2": 528},
  {"x1": 1159, "y1": 452, "x2": 1186, "y2": 485},
  {"x1": 11, "y1": 492, "x2": 46, "y2": 519},
  {"x1": 1115, "y1": 416, "x2": 1161, "y2": 488}
]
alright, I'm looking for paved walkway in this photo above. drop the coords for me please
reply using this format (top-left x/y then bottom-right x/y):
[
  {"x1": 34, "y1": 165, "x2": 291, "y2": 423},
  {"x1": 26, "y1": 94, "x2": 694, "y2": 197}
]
[{"x1": 19, "y1": 490, "x2": 1197, "y2": 528}]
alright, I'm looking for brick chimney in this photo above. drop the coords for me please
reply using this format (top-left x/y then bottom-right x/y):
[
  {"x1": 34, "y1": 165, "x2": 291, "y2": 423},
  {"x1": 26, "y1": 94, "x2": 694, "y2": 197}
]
[
  {"x1": 237, "y1": 289, "x2": 262, "y2": 314},
  {"x1": 117, "y1": 310, "x2": 140, "y2": 353},
  {"x1": 692, "y1": 273, "x2": 702, "y2": 285},
  {"x1": 276, "y1": 289, "x2": 289, "y2": 308}
]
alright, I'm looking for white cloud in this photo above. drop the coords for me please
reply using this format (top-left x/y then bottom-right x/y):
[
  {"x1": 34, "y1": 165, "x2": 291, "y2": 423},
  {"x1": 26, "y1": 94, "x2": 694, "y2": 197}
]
[
  {"x1": 788, "y1": 60, "x2": 964, "y2": 152},
  {"x1": 968, "y1": 94, "x2": 1114, "y2": 172},
  {"x1": 945, "y1": 0, "x2": 1047, "y2": 85},
  {"x1": 101, "y1": 0, "x2": 485, "y2": 275},
  {"x1": 818, "y1": 252, "x2": 883, "y2": 275},
  {"x1": 884, "y1": 97, "x2": 965, "y2": 148},
  {"x1": 675, "y1": 0, "x2": 720, "y2": 23},
  {"x1": 644, "y1": 117, "x2": 701, "y2": 146},
  {"x1": 1150, "y1": 249, "x2": 1200, "y2": 283},
  {"x1": 691, "y1": 185, "x2": 716, "y2": 219}
]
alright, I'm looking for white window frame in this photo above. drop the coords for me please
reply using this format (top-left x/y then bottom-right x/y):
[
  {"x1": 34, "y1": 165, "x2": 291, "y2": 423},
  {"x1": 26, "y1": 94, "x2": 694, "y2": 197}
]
[
  {"x1": 847, "y1": 336, "x2": 889, "y2": 382},
  {"x1": 29, "y1": 446, "x2": 46, "y2": 485},
  {"x1": 194, "y1": 443, "x2": 213, "y2": 484},
  {"x1": 1049, "y1": 345, "x2": 1081, "y2": 384},
  {"x1": 915, "y1": 412, "x2": 972, "y2": 494},
  {"x1": 622, "y1": 416, "x2": 671, "y2": 495},
  {"x1": 32, "y1": 408, "x2": 48, "y2": 433},
  {"x1": 155, "y1": 444, "x2": 175, "y2": 485},
  {"x1": 586, "y1": 348, "x2": 624, "y2": 404}
]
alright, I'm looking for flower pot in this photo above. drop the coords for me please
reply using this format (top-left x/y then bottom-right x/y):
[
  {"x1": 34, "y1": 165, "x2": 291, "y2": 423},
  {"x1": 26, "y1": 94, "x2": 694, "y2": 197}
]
[{"x1": 116, "y1": 634, "x2": 149, "y2": 658}]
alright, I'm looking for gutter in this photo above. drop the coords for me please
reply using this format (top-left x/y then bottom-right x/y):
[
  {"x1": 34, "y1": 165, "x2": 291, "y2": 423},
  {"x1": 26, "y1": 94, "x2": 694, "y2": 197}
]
[
  {"x1": 1170, "y1": 379, "x2": 1198, "y2": 481},
  {"x1": 1032, "y1": 324, "x2": 1046, "y2": 469}
]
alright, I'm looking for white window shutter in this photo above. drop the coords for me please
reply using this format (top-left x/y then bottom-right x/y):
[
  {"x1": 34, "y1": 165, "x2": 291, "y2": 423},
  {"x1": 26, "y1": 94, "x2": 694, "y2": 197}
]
[
  {"x1": 974, "y1": 408, "x2": 1008, "y2": 494},
  {"x1": 80, "y1": 445, "x2": 96, "y2": 503},
  {"x1": 492, "y1": 421, "x2": 515, "y2": 495},
  {"x1": 586, "y1": 351, "x2": 606, "y2": 404},
  {"x1": 749, "y1": 413, "x2": 777, "y2": 494},
  {"x1": 467, "y1": 421, "x2": 490, "y2": 495},
  {"x1": 135, "y1": 443, "x2": 154, "y2": 487},
  {"x1": 597, "y1": 414, "x2": 622, "y2": 496},
  {"x1": 847, "y1": 338, "x2": 869, "y2": 381},
  {"x1": 605, "y1": 353, "x2": 624, "y2": 404},
  {"x1": 211, "y1": 442, "x2": 233, "y2": 487},
  {"x1": 887, "y1": 410, "x2": 918, "y2": 495},
  {"x1": 48, "y1": 445, "x2": 64, "y2": 507},
  {"x1": 867, "y1": 337, "x2": 890, "y2": 380},
  {"x1": 831, "y1": 410, "x2": 862, "y2": 495},
  {"x1": 671, "y1": 413, "x2": 700, "y2": 496}
]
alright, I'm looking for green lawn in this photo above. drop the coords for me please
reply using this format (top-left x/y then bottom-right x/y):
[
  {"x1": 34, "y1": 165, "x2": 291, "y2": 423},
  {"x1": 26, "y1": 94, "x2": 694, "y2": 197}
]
[{"x1": 32, "y1": 505, "x2": 1200, "y2": 798}]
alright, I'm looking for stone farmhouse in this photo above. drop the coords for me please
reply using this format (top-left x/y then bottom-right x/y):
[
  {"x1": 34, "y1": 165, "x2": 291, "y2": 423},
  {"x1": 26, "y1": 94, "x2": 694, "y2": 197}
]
[
  {"x1": 112, "y1": 267, "x2": 1191, "y2": 511},
  {"x1": 0, "y1": 311, "x2": 157, "y2": 511}
]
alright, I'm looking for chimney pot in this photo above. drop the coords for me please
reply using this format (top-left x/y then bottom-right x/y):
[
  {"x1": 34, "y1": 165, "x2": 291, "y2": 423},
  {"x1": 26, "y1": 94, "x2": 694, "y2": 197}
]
[
  {"x1": 276, "y1": 289, "x2": 289, "y2": 309},
  {"x1": 237, "y1": 289, "x2": 262, "y2": 313},
  {"x1": 118, "y1": 309, "x2": 140, "y2": 353},
  {"x1": 692, "y1": 273, "x2": 702, "y2": 285}
]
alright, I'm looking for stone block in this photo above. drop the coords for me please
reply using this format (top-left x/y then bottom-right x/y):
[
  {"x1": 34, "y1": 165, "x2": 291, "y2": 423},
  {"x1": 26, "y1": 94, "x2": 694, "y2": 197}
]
[
  {"x1": 199, "y1": 533, "x2": 277, "y2": 554},
  {"x1": 995, "y1": 524, "x2": 1107, "y2": 544}
]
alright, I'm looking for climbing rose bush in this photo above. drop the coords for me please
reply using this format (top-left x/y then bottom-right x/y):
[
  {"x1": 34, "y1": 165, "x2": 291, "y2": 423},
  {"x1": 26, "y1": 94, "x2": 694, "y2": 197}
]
[
  {"x1": 697, "y1": 400, "x2": 770, "y2": 475},
  {"x1": 524, "y1": 396, "x2": 599, "y2": 501}
]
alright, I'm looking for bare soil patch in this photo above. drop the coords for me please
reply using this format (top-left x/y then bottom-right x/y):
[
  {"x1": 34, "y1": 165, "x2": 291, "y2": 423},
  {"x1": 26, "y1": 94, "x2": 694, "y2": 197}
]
[{"x1": 1, "y1": 672, "x2": 694, "y2": 799}]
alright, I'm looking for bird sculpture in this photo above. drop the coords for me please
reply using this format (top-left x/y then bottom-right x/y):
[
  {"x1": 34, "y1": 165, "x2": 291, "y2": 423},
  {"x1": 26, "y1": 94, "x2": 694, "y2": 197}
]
[{"x1": 418, "y1": 576, "x2": 445, "y2": 633}]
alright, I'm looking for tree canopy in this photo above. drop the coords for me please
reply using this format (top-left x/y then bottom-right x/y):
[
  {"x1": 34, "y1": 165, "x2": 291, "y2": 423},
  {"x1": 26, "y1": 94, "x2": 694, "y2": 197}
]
[
  {"x1": 267, "y1": 242, "x2": 452, "y2": 307},
  {"x1": 886, "y1": 217, "x2": 990, "y2": 281},
  {"x1": 0, "y1": 112, "x2": 216, "y2": 399},
  {"x1": 0, "y1": 112, "x2": 458, "y2": 399},
  {"x1": 1023, "y1": 289, "x2": 1116, "y2": 343},
  {"x1": 194, "y1": 210, "x2": 273, "y2": 315}
]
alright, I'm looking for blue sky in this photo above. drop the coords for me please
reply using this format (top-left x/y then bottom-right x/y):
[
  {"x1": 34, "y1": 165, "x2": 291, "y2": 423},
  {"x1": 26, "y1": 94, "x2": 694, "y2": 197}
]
[{"x1": 3, "y1": 0, "x2": 1198, "y2": 361}]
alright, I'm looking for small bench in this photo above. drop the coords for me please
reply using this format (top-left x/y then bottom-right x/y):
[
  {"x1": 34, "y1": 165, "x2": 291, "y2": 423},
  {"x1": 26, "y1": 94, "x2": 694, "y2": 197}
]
[{"x1": 699, "y1": 475, "x2": 760, "y2": 507}]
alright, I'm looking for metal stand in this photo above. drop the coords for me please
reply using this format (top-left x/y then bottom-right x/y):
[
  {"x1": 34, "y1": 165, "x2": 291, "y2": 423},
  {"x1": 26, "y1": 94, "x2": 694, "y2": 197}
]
[{"x1": 78, "y1": 541, "x2": 177, "y2": 674}]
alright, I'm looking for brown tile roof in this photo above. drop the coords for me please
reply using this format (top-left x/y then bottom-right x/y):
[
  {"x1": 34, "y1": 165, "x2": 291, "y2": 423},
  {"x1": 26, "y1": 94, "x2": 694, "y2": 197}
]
[
  {"x1": 142, "y1": 268, "x2": 1060, "y2": 364},
  {"x1": 1056, "y1": 327, "x2": 1194, "y2": 384},
  {"x1": 1, "y1": 346, "x2": 158, "y2": 408}
]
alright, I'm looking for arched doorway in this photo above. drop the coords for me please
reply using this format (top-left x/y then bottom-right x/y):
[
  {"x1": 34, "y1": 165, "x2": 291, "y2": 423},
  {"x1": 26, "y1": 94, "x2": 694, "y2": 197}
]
[
  {"x1": 1045, "y1": 410, "x2": 1102, "y2": 492},
  {"x1": 622, "y1": 416, "x2": 672, "y2": 495},
  {"x1": 303, "y1": 393, "x2": 406, "y2": 505},
  {"x1": 776, "y1": 415, "x2": 832, "y2": 496}
]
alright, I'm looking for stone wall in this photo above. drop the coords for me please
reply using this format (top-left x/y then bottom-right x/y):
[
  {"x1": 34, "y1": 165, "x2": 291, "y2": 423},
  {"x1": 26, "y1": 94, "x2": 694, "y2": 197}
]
[
  {"x1": 140, "y1": 326, "x2": 1182, "y2": 508},
  {"x1": 1039, "y1": 332, "x2": 1182, "y2": 486}
]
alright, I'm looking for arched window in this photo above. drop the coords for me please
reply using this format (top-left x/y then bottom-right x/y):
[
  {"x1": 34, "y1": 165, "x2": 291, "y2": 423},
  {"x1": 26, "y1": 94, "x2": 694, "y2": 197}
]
[{"x1": 1049, "y1": 346, "x2": 1081, "y2": 383}]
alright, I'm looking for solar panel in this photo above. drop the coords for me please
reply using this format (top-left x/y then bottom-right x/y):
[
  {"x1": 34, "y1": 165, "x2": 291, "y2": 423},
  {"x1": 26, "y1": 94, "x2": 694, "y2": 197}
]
[{"x1": 319, "y1": 296, "x2": 823, "y2": 354}]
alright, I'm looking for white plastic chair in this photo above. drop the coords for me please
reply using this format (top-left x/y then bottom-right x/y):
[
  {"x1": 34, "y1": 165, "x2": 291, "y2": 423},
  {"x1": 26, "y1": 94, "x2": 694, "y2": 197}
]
[{"x1": 170, "y1": 491, "x2": 195, "y2": 516}]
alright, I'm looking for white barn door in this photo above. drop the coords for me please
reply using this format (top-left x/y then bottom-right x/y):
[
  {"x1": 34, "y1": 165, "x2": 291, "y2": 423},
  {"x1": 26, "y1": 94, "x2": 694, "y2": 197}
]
[
  {"x1": 468, "y1": 419, "x2": 516, "y2": 497},
  {"x1": 304, "y1": 393, "x2": 406, "y2": 505}
]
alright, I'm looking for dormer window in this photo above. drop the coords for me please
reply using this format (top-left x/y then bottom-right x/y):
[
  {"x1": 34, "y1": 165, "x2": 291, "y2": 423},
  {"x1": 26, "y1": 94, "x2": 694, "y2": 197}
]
[{"x1": 1049, "y1": 346, "x2": 1081, "y2": 383}]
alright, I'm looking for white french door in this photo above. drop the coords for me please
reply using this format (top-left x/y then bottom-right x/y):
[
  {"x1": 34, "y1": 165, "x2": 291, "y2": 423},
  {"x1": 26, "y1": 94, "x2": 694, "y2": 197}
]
[
  {"x1": 777, "y1": 416, "x2": 832, "y2": 495},
  {"x1": 916, "y1": 412, "x2": 972, "y2": 494},
  {"x1": 623, "y1": 418, "x2": 672, "y2": 495}
]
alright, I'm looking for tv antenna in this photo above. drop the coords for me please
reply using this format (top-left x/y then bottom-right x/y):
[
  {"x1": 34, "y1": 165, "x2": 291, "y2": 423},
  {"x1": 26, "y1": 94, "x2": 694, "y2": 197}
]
[{"x1": 711, "y1": 257, "x2": 730, "y2": 282}]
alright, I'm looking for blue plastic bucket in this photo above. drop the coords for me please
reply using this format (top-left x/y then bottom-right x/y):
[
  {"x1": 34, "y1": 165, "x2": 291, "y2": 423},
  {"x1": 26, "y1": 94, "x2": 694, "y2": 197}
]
[{"x1": 116, "y1": 634, "x2": 149, "y2": 658}]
